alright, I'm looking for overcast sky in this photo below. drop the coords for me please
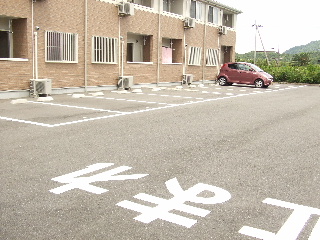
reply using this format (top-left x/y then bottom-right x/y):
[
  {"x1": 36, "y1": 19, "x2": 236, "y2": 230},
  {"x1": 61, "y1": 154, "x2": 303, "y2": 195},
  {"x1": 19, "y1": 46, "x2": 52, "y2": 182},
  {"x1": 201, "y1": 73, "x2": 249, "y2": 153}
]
[{"x1": 220, "y1": 0, "x2": 320, "y2": 53}]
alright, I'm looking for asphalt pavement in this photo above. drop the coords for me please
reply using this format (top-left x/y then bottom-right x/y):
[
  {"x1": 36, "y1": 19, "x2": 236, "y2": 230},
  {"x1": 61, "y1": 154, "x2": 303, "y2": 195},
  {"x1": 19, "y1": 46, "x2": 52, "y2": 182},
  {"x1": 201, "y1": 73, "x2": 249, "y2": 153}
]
[{"x1": 1, "y1": 83, "x2": 320, "y2": 240}]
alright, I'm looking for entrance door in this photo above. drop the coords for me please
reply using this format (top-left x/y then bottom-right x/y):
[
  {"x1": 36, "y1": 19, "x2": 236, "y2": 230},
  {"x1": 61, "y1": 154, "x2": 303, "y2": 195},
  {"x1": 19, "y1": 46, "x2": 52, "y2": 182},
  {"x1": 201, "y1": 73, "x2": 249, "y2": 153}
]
[
  {"x1": 0, "y1": 31, "x2": 10, "y2": 58},
  {"x1": 221, "y1": 46, "x2": 232, "y2": 64}
]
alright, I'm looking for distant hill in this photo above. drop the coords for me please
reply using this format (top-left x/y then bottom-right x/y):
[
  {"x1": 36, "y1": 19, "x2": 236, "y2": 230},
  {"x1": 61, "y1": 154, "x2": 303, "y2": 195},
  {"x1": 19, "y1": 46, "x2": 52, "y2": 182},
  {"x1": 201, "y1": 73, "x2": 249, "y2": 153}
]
[
  {"x1": 236, "y1": 40, "x2": 320, "y2": 64},
  {"x1": 283, "y1": 40, "x2": 320, "y2": 54}
]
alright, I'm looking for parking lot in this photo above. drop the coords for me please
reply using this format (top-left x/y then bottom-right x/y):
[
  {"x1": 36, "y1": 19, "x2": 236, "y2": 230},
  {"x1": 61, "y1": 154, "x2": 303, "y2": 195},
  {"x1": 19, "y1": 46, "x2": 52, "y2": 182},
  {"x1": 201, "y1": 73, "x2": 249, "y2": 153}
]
[
  {"x1": 1, "y1": 83, "x2": 320, "y2": 240},
  {"x1": 0, "y1": 83, "x2": 306, "y2": 128}
]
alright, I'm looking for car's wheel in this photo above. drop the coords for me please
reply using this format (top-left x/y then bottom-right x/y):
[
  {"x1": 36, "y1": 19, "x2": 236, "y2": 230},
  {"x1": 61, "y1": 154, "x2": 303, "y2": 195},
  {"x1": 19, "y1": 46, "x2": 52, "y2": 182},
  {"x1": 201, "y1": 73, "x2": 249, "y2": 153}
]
[
  {"x1": 218, "y1": 77, "x2": 228, "y2": 86},
  {"x1": 254, "y1": 79, "x2": 264, "y2": 88}
]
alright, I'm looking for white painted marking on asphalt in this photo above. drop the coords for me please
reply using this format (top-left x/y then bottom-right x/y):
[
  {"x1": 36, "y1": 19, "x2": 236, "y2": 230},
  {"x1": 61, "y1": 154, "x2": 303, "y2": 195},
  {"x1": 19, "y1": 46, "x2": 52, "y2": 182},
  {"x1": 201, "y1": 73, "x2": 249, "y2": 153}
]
[
  {"x1": 117, "y1": 177, "x2": 231, "y2": 228},
  {"x1": 239, "y1": 198, "x2": 320, "y2": 240},
  {"x1": 28, "y1": 101, "x2": 124, "y2": 114},
  {"x1": 0, "y1": 116, "x2": 53, "y2": 127},
  {"x1": 1, "y1": 85, "x2": 305, "y2": 127},
  {"x1": 309, "y1": 218, "x2": 320, "y2": 240},
  {"x1": 49, "y1": 163, "x2": 148, "y2": 194}
]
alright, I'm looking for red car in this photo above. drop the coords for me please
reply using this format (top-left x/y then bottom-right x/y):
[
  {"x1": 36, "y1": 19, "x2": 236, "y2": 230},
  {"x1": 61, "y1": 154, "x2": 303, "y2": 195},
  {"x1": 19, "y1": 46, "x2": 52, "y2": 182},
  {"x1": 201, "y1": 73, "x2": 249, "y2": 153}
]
[{"x1": 217, "y1": 62, "x2": 273, "y2": 88}]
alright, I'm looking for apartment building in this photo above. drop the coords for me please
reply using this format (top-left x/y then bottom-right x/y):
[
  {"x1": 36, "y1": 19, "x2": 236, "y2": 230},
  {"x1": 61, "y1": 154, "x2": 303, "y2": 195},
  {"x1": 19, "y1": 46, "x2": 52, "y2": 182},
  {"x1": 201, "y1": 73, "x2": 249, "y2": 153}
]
[{"x1": 0, "y1": 0, "x2": 241, "y2": 98}]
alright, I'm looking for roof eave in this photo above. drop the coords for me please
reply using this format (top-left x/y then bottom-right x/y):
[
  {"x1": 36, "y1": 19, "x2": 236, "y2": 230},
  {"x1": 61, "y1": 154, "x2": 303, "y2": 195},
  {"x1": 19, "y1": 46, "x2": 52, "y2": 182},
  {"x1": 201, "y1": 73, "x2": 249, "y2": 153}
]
[{"x1": 203, "y1": 0, "x2": 242, "y2": 14}]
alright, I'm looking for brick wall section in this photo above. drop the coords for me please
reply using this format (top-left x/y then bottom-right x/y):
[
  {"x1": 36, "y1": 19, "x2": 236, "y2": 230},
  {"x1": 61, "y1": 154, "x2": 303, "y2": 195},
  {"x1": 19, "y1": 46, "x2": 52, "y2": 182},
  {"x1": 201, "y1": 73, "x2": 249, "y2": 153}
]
[
  {"x1": 0, "y1": 0, "x2": 30, "y2": 17},
  {"x1": 120, "y1": 9, "x2": 158, "y2": 83},
  {"x1": 34, "y1": 0, "x2": 85, "y2": 88},
  {"x1": 88, "y1": 0, "x2": 120, "y2": 86},
  {"x1": 0, "y1": 0, "x2": 32, "y2": 91},
  {"x1": 1, "y1": 0, "x2": 238, "y2": 91}
]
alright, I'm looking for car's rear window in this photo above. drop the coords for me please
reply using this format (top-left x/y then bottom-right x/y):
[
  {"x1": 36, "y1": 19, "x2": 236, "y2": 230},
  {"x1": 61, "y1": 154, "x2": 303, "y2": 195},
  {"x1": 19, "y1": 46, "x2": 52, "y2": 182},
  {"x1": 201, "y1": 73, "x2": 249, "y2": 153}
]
[{"x1": 228, "y1": 63, "x2": 237, "y2": 69}]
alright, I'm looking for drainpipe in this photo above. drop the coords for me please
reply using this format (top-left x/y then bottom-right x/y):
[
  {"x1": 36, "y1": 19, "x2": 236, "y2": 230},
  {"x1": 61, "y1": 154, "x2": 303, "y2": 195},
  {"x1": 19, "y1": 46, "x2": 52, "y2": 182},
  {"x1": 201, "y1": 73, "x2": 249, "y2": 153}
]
[
  {"x1": 183, "y1": 0, "x2": 188, "y2": 76},
  {"x1": 121, "y1": 37, "x2": 124, "y2": 77},
  {"x1": 202, "y1": 6, "x2": 207, "y2": 84},
  {"x1": 84, "y1": 0, "x2": 88, "y2": 92},
  {"x1": 119, "y1": 12, "x2": 124, "y2": 78},
  {"x1": 31, "y1": 0, "x2": 35, "y2": 79},
  {"x1": 34, "y1": 32, "x2": 38, "y2": 79},
  {"x1": 156, "y1": 0, "x2": 161, "y2": 86}
]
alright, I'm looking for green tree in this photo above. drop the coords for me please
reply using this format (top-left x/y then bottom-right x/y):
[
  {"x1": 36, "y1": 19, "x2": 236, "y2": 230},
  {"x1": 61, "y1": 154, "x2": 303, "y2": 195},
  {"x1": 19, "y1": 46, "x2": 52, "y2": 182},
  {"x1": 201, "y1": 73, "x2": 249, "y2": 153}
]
[{"x1": 291, "y1": 53, "x2": 311, "y2": 66}]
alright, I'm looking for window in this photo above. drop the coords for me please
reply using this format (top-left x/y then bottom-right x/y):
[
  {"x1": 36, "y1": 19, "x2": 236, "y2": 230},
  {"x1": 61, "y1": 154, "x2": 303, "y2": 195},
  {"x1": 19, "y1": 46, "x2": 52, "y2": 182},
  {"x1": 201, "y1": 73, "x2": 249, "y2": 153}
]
[
  {"x1": 92, "y1": 36, "x2": 117, "y2": 64},
  {"x1": 163, "y1": 0, "x2": 183, "y2": 15},
  {"x1": 190, "y1": 1, "x2": 204, "y2": 20},
  {"x1": 206, "y1": 48, "x2": 219, "y2": 66},
  {"x1": 228, "y1": 63, "x2": 238, "y2": 69},
  {"x1": 0, "y1": 17, "x2": 28, "y2": 59},
  {"x1": 127, "y1": 33, "x2": 152, "y2": 63},
  {"x1": 162, "y1": 38, "x2": 182, "y2": 64},
  {"x1": 46, "y1": 31, "x2": 78, "y2": 63},
  {"x1": 208, "y1": 6, "x2": 220, "y2": 25},
  {"x1": 163, "y1": 0, "x2": 170, "y2": 12},
  {"x1": 223, "y1": 13, "x2": 234, "y2": 28},
  {"x1": 237, "y1": 63, "x2": 252, "y2": 71},
  {"x1": 131, "y1": 0, "x2": 152, "y2": 8},
  {"x1": 188, "y1": 46, "x2": 202, "y2": 65}
]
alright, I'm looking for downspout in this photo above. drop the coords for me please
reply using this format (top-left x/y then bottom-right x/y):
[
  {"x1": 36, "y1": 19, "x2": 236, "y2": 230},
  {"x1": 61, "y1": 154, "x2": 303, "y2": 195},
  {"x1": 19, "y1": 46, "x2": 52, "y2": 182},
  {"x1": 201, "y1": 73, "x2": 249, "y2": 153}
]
[
  {"x1": 183, "y1": 29, "x2": 186, "y2": 75},
  {"x1": 156, "y1": 0, "x2": 161, "y2": 86},
  {"x1": 216, "y1": 10, "x2": 222, "y2": 80},
  {"x1": 34, "y1": 32, "x2": 38, "y2": 79},
  {"x1": 31, "y1": 0, "x2": 35, "y2": 79},
  {"x1": 202, "y1": 5, "x2": 207, "y2": 84},
  {"x1": 121, "y1": 38, "x2": 124, "y2": 77},
  {"x1": 118, "y1": 16, "x2": 124, "y2": 76},
  {"x1": 84, "y1": 0, "x2": 88, "y2": 92}
]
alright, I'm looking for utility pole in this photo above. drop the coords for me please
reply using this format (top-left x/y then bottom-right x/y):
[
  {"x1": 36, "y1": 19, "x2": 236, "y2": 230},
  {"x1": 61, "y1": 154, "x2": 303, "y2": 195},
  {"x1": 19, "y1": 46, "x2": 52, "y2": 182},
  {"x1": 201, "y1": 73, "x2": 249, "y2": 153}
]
[{"x1": 252, "y1": 21, "x2": 270, "y2": 65}]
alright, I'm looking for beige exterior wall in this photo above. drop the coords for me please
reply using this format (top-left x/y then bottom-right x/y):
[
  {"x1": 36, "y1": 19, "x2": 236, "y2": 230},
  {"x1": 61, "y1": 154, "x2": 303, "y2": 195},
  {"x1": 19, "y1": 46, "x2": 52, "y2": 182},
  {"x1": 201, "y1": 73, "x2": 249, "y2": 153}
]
[
  {"x1": 0, "y1": 0, "x2": 239, "y2": 92},
  {"x1": 0, "y1": 0, "x2": 32, "y2": 91}
]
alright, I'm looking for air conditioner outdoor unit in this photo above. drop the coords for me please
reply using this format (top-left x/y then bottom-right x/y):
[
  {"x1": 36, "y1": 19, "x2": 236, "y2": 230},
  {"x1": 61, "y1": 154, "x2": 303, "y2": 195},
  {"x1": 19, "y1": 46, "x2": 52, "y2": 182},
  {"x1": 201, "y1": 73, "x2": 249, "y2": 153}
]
[
  {"x1": 118, "y1": 76, "x2": 134, "y2": 90},
  {"x1": 30, "y1": 79, "x2": 52, "y2": 96},
  {"x1": 118, "y1": 2, "x2": 134, "y2": 16},
  {"x1": 182, "y1": 74, "x2": 193, "y2": 85},
  {"x1": 184, "y1": 18, "x2": 195, "y2": 29},
  {"x1": 219, "y1": 26, "x2": 227, "y2": 35}
]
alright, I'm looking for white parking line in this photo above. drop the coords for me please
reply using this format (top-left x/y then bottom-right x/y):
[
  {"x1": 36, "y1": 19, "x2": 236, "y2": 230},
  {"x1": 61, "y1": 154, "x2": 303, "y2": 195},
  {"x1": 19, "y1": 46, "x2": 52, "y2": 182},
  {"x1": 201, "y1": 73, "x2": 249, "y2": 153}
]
[
  {"x1": 1, "y1": 85, "x2": 307, "y2": 128},
  {"x1": 28, "y1": 101, "x2": 125, "y2": 114},
  {"x1": 0, "y1": 116, "x2": 53, "y2": 127}
]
